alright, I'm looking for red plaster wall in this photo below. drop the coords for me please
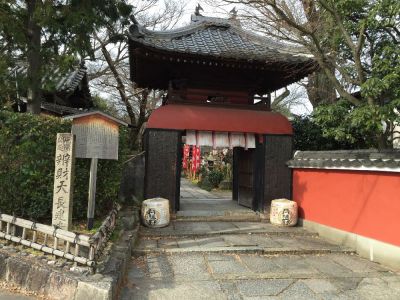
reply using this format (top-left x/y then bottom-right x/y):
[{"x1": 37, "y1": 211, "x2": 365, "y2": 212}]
[{"x1": 293, "y1": 169, "x2": 400, "y2": 247}]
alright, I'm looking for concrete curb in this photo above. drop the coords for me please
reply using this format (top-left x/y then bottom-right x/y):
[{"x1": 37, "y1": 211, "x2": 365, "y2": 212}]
[{"x1": 299, "y1": 218, "x2": 400, "y2": 270}]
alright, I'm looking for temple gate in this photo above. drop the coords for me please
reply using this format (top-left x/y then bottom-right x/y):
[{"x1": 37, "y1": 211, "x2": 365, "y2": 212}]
[{"x1": 128, "y1": 12, "x2": 316, "y2": 213}]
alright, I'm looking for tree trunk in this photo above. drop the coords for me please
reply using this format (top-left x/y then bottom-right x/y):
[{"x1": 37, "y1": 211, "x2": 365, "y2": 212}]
[
  {"x1": 26, "y1": 0, "x2": 42, "y2": 114},
  {"x1": 97, "y1": 36, "x2": 140, "y2": 150},
  {"x1": 301, "y1": 0, "x2": 337, "y2": 108},
  {"x1": 306, "y1": 69, "x2": 337, "y2": 107},
  {"x1": 377, "y1": 134, "x2": 391, "y2": 150}
]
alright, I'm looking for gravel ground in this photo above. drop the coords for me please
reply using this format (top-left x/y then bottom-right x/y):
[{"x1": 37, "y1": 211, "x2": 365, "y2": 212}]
[{"x1": 0, "y1": 281, "x2": 45, "y2": 300}]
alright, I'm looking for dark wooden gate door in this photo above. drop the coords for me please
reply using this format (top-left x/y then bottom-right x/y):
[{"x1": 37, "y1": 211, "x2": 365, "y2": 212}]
[{"x1": 237, "y1": 148, "x2": 254, "y2": 208}]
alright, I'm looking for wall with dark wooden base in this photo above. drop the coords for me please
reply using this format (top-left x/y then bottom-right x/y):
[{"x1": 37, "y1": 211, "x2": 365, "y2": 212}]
[
  {"x1": 144, "y1": 129, "x2": 182, "y2": 212},
  {"x1": 263, "y1": 135, "x2": 293, "y2": 211}
]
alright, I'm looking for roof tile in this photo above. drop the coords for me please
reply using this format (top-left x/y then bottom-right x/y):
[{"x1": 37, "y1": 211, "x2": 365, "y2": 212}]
[
  {"x1": 128, "y1": 15, "x2": 314, "y2": 64},
  {"x1": 288, "y1": 150, "x2": 400, "y2": 171}
]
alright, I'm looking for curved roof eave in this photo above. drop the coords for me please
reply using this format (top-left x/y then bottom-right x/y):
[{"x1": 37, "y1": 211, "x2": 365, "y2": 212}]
[
  {"x1": 147, "y1": 104, "x2": 293, "y2": 135},
  {"x1": 127, "y1": 16, "x2": 315, "y2": 62}
]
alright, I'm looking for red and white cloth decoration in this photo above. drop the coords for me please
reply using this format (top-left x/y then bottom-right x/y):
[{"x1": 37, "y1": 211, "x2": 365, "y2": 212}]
[
  {"x1": 191, "y1": 146, "x2": 201, "y2": 173},
  {"x1": 182, "y1": 144, "x2": 190, "y2": 169},
  {"x1": 186, "y1": 130, "x2": 255, "y2": 149}
]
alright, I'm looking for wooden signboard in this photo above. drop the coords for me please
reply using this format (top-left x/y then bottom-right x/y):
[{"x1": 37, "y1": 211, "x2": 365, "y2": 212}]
[
  {"x1": 71, "y1": 115, "x2": 120, "y2": 160},
  {"x1": 65, "y1": 111, "x2": 127, "y2": 229},
  {"x1": 52, "y1": 133, "x2": 75, "y2": 231}
]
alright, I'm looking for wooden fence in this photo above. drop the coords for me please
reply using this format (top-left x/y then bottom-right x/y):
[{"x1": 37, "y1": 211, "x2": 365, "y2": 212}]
[{"x1": 0, "y1": 203, "x2": 120, "y2": 267}]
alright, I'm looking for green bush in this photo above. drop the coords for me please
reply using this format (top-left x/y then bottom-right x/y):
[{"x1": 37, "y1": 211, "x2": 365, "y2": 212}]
[
  {"x1": 291, "y1": 115, "x2": 362, "y2": 150},
  {"x1": 0, "y1": 111, "x2": 129, "y2": 222},
  {"x1": 208, "y1": 169, "x2": 224, "y2": 188},
  {"x1": 197, "y1": 176, "x2": 212, "y2": 191}
]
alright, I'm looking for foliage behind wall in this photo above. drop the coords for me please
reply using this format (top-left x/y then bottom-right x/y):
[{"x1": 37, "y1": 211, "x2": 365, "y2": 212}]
[
  {"x1": 0, "y1": 111, "x2": 129, "y2": 222},
  {"x1": 291, "y1": 115, "x2": 368, "y2": 151}
]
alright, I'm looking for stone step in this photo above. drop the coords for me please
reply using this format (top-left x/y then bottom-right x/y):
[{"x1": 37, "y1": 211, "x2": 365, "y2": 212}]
[
  {"x1": 175, "y1": 215, "x2": 263, "y2": 222},
  {"x1": 139, "y1": 222, "x2": 310, "y2": 237},
  {"x1": 133, "y1": 246, "x2": 355, "y2": 256},
  {"x1": 175, "y1": 210, "x2": 265, "y2": 222},
  {"x1": 133, "y1": 233, "x2": 353, "y2": 256}
]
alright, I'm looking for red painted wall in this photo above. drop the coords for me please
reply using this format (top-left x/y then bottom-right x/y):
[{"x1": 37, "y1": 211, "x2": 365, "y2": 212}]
[{"x1": 293, "y1": 169, "x2": 400, "y2": 247}]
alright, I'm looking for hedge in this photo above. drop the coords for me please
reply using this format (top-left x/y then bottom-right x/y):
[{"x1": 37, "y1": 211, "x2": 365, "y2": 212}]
[{"x1": 0, "y1": 111, "x2": 129, "y2": 222}]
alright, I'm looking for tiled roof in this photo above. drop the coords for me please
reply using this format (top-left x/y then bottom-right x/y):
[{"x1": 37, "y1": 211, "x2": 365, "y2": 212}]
[
  {"x1": 128, "y1": 15, "x2": 314, "y2": 64},
  {"x1": 17, "y1": 98, "x2": 85, "y2": 116},
  {"x1": 287, "y1": 150, "x2": 400, "y2": 171},
  {"x1": 40, "y1": 102, "x2": 83, "y2": 115},
  {"x1": 11, "y1": 63, "x2": 87, "y2": 93}
]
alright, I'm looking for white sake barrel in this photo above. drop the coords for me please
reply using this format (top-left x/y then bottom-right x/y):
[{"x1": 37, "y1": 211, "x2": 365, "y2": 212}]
[
  {"x1": 141, "y1": 198, "x2": 170, "y2": 228},
  {"x1": 270, "y1": 199, "x2": 298, "y2": 226}
]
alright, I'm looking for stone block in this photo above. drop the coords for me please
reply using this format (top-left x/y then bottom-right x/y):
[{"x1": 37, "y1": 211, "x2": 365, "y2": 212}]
[
  {"x1": 279, "y1": 281, "x2": 319, "y2": 299},
  {"x1": 236, "y1": 279, "x2": 293, "y2": 297},
  {"x1": 102, "y1": 256, "x2": 124, "y2": 283},
  {"x1": 121, "y1": 215, "x2": 137, "y2": 231},
  {"x1": 302, "y1": 279, "x2": 338, "y2": 293},
  {"x1": 208, "y1": 259, "x2": 250, "y2": 275},
  {"x1": 0, "y1": 252, "x2": 9, "y2": 280},
  {"x1": 240, "y1": 255, "x2": 279, "y2": 273},
  {"x1": 26, "y1": 265, "x2": 51, "y2": 293},
  {"x1": 45, "y1": 272, "x2": 78, "y2": 300},
  {"x1": 6, "y1": 257, "x2": 30, "y2": 286},
  {"x1": 74, "y1": 280, "x2": 112, "y2": 300},
  {"x1": 168, "y1": 254, "x2": 210, "y2": 280}
]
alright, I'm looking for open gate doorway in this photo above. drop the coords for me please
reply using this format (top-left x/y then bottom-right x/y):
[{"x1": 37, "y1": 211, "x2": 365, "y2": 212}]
[{"x1": 177, "y1": 138, "x2": 260, "y2": 218}]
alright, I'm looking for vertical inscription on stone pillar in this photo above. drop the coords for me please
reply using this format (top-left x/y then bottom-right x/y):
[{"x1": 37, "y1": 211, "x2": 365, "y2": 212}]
[{"x1": 52, "y1": 133, "x2": 75, "y2": 230}]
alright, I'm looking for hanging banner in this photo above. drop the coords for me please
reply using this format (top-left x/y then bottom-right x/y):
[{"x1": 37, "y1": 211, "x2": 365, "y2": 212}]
[
  {"x1": 192, "y1": 146, "x2": 201, "y2": 174},
  {"x1": 191, "y1": 146, "x2": 196, "y2": 173},
  {"x1": 183, "y1": 144, "x2": 190, "y2": 169}
]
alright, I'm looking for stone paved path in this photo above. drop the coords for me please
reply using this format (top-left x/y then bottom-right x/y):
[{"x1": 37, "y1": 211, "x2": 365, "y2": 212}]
[
  {"x1": 123, "y1": 252, "x2": 400, "y2": 300},
  {"x1": 179, "y1": 179, "x2": 259, "y2": 221},
  {"x1": 180, "y1": 178, "x2": 231, "y2": 200},
  {"x1": 121, "y1": 221, "x2": 400, "y2": 299}
]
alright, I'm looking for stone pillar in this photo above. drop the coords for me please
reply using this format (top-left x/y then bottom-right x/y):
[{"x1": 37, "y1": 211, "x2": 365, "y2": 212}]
[
  {"x1": 144, "y1": 129, "x2": 182, "y2": 212},
  {"x1": 263, "y1": 135, "x2": 293, "y2": 211},
  {"x1": 52, "y1": 133, "x2": 75, "y2": 231}
]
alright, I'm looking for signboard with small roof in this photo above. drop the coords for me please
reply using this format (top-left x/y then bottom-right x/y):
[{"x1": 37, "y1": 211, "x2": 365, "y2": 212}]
[{"x1": 62, "y1": 111, "x2": 128, "y2": 229}]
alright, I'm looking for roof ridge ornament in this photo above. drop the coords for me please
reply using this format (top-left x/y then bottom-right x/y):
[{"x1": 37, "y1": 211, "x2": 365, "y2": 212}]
[
  {"x1": 129, "y1": 14, "x2": 138, "y2": 25},
  {"x1": 195, "y1": 3, "x2": 204, "y2": 16},
  {"x1": 230, "y1": 7, "x2": 238, "y2": 19},
  {"x1": 129, "y1": 14, "x2": 144, "y2": 38}
]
